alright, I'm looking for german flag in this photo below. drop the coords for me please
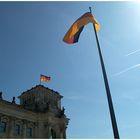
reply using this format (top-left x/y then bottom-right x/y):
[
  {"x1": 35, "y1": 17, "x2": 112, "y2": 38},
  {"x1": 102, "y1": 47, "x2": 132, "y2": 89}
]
[
  {"x1": 63, "y1": 12, "x2": 100, "y2": 44},
  {"x1": 40, "y1": 74, "x2": 51, "y2": 82}
]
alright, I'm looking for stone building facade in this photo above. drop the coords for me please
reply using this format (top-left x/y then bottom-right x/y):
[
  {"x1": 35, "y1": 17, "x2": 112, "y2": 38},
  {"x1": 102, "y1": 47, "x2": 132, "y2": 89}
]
[{"x1": 0, "y1": 85, "x2": 69, "y2": 138}]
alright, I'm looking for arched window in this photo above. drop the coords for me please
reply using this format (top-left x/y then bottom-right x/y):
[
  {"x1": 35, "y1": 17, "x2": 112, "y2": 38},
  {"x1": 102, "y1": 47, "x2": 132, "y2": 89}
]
[
  {"x1": 26, "y1": 127, "x2": 32, "y2": 138},
  {"x1": 26, "y1": 123, "x2": 34, "y2": 138},
  {"x1": 14, "y1": 120, "x2": 22, "y2": 136},
  {"x1": 0, "y1": 122, "x2": 6, "y2": 133},
  {"x1": 0, "y1": 116, "x2": 8, "y2": 133},
  {"x1": 14, "y1": 124, "x2": 20, "y2": 135}
]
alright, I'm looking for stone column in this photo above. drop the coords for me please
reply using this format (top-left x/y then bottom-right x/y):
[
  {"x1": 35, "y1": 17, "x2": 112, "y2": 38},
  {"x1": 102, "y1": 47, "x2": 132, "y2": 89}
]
[
  {"x1": 34, "y1": 122, "x2": 38, "y2": 138},
  {"x1": 43, "y1": 122, "x2": 50, "y2": 138},
  {"x1": 63, "y1": 128, "x2": 66, "y2": 139},
  {"x1": 7, "y1": 117, "x2": 14, "y2": 138},
  {"x1": 60, "y1": 126, "x2": 67, "y2": 138},
  {"x1": 56, "y1": 130, "x2": 61, "y2": 138},
  {"x1": 22, "y1": 120, "x2": 27, "y2": 138},
  {"x1": 55, "y1": 125, "x2": 61, "y2": 138},
  {"x1": 48, "y1": 126, "x2": 52, "y2": 138},
  {"x1": 38, "y1": 121, "x2": 44, "y2": 138}
]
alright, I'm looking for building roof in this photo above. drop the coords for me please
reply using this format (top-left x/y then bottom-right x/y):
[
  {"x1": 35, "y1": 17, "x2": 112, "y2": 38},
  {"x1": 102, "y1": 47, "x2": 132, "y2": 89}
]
[{"x1": 18, "y1": 84, "x2": 63, "y2": 99}]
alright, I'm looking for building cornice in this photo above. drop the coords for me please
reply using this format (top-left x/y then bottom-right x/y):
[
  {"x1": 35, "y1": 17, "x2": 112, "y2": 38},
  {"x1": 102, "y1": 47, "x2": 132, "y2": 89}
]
[{"x1": 0, "y1": 100, "x2": 69, "y2": 124}]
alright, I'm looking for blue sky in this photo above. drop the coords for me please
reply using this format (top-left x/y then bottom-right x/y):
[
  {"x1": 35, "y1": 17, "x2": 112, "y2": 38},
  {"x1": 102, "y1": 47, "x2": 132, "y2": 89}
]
[{"x1": 0, "y1": 1, "x2": 140, "y2": 138}]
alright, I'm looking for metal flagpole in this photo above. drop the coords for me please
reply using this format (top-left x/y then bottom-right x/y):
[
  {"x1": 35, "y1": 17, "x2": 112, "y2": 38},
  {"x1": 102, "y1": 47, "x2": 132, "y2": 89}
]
[
  {"x1": 89, "y1": 7, "x2": 120, "y2": 139},
  {"x1": 40, "y1": 74, "x2": 41, "y2": 85}
]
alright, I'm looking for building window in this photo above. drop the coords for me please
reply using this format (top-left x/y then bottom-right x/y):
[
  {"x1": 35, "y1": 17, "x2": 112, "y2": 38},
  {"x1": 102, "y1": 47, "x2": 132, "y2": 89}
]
[
  {"x1": 49, "y1": 129, "x2": 56, "y2": 139},
  {"x1": 0, "y1": 122, "x2": 6, "y2": 133},
  {"x1": 20, "y1": 99, "x2": 23, "y2": 105},
  {"x1": 14, "y1": 124, "x2": 20, "y2": 135},
  {"x1": 26, "y1": 127, "x2": 32, "y2": 137}
]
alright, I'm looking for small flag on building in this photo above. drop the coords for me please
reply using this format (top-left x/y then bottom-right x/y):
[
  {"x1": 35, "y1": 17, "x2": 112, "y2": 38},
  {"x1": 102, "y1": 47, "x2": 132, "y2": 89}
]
[
  {"x1": 40, "y1": 74, "x2": 51, "y2": 82},
  {"x1": 63, "y1": 12, "x2": 100, "y2": 44}
]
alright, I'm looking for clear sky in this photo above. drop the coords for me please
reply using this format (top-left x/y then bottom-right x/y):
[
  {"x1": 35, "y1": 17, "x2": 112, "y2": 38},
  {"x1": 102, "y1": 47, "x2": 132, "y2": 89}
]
[{"x1": 0, "y1": 1, "x2": 140, "y2": 138}]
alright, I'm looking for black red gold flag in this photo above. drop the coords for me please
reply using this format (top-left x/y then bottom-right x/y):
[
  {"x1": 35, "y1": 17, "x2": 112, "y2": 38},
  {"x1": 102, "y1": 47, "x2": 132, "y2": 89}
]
[
  {"x1": 63, "y1": 12, "x2": 100, "y2": 44},
  {"x1": 40, "y1": 74, "x2": 51, "y2": 82}
]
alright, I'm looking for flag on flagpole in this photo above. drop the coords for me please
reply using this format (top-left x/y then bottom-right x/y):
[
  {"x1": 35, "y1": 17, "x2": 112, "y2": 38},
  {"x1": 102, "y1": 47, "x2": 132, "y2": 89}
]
[
  {"x1": 40, "y1": 74, "x2": 51, "y2": 82},
  {"x1": 63, "y1": 12, "x2": 100, "y2": 44}
]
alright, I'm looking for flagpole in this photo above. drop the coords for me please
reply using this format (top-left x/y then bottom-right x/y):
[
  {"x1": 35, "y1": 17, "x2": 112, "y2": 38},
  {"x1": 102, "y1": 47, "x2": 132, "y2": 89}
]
[
  {"x1": 89, "y1": 7, "x2": 120, "y2": 139},
  {"x1": 40, "y1": 74, "x2": 41, "y2": 85}
]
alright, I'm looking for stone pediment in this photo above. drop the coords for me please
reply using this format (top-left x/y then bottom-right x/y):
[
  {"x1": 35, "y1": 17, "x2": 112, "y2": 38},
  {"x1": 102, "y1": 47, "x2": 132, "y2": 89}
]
[{"x1": 18, "y1": 85, "x2": 63, "y2": 99}]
